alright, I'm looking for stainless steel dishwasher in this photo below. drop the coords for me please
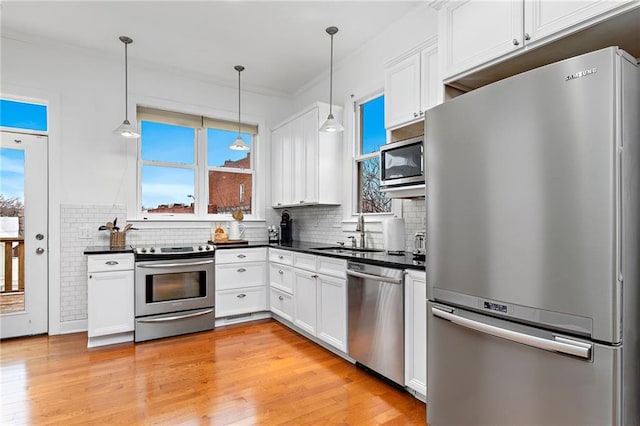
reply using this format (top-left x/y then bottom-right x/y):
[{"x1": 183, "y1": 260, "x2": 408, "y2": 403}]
[{"x1": 347, "y1": 260, "x2": 404, "y2": 386}]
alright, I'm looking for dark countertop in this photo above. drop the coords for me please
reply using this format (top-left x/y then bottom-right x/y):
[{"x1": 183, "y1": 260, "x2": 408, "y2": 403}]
[
  {"x1": 215, "y1": 240, "x2": 425, "y2": 271},
  {"x1": 84, "y1": 245, "x2": 134, "y2": 255}
]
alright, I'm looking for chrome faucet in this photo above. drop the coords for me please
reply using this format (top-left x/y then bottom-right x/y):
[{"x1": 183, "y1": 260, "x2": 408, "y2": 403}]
[{"x1": 355, "y1": 213, "x2": 366, "y2": 248}]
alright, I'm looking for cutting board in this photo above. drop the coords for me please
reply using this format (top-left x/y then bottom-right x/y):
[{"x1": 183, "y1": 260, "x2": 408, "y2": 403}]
[{"x1": 209, "y1": 239, "x2": 249, "y2": 245}]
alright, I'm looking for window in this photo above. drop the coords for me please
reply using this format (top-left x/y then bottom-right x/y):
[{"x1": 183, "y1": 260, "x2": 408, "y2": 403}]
[
  {"x1": 137, "y1": 107, "x2": 257, "y2": 218},
  {"x1": 0, "y1": 98, "x2": 48, "y2": 132},
  {"x1": 355, "y1": 95, "x2": 391, "y2": 213}
]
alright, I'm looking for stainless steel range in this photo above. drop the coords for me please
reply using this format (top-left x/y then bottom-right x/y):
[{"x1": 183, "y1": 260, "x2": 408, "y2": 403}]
[{"x1": 134, "y1": 244, "x2": 215, "y2": 342}]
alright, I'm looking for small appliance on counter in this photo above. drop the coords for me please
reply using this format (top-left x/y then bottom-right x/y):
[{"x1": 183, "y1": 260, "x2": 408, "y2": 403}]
[
  {"x1": 412, "y1": 232, "x2": 425, "y2": 260},
  {"x1": 383, "y1": 217, "x2": 405, "y2": 255},
  {"x1": 280, "y1": 210, "x2": 292, "y2": 243},
  {"x1": 268, "y1": 225, "x2": 280, "y2": 243}
]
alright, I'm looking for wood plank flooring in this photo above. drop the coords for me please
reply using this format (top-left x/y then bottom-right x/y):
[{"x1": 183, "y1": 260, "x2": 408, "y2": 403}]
[{"x1": 0, "y1": 319, "x2": 426, "y2": 425}]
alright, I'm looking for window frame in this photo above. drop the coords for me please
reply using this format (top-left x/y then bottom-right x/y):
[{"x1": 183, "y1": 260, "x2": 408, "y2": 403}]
[
  {"x1": 349, "y1": 90, "x2": 400, "y2": 220},
  {"x1": 133, "y1": 102, "x2": 263, "y2": 222}
]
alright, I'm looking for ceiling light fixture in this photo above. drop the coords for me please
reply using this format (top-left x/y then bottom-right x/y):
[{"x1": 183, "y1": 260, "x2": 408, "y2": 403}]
[
  {"x1": 113, "y1": 36, "x2": 139, "y2": 138},
  {"x1": 230, "y1": 65, "x2": 250, "y2": 151},
  {"x1": 319, "y1": 26, "x2": 344, "y2": 133}
]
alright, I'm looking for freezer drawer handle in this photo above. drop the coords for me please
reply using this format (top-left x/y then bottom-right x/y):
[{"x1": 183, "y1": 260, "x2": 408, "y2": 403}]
[
  {"x1": 346, "y1": 269, "x2": 403, "y2": 284},
  {"x1": 431, "y1": 307, "x2": 592, "y2": 359},
  {"x1": 137, "y1": 309, "x2": 213, "y2": 323}
]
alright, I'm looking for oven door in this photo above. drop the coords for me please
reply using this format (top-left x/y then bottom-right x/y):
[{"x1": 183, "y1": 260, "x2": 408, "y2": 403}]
[{"x1": 135, "y1": 257, "x2": 214, "y2": 317}]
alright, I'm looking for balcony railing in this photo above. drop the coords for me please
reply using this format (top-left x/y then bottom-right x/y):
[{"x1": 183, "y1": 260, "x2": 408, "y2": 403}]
[{"x1": 1, "y1": 237, "x2": 24, "y2": 294}]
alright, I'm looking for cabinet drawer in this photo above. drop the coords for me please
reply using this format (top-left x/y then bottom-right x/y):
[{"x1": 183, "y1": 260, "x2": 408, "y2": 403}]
[
  {"x1": 269, "y1": 248, "x2": 293, "y2": 265},
  {"x1": 317, "y1": 256, "x2": 346, "y2": 279},
  {"x1": 216, "y1": 247, "x2": 267, "y2": 264},
  {"x1": 216, "y1": 262, "x2": 266, "y2": 290},
  {"x1": 293, "y1": 252, "x2": 316, "y2": 271},
  {"x1": 87, "y1": 253, "x2": 134, "y2": 272},
  {"x1": 216, "y1": 286, "x2": 267, "y2": 317},
  {"x1": 269, "y1": 263, "x2": 294, "y2": 294},
  {"x1": 270, "y1": 287, "x2": 293, "y2": 322}
]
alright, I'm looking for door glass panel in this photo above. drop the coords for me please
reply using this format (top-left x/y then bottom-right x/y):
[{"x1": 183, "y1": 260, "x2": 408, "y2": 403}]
[{"x1": 0, "y1": 148, "x2": 25, "y2": 312}]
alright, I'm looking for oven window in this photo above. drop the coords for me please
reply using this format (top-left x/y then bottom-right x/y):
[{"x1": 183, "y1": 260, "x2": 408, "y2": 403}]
[{"x1": 145, "y1": 271, "x2": 206, "y2": 303}]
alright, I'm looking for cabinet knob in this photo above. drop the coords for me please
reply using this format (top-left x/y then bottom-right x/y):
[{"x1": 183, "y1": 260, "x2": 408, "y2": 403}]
[
  {"x1": 278, "y1": 296, "x2": 284, "y2": 301},
  {"x1": 299, "y1": 200, "x2": 305, "y2": 204},
  {"x1": 237, "y1": 293, "x2": 246, "y2": 298},
  {"x1": 278, "y1": 270, "x2": 284, "y2": 274},
  {"x1": 105, "y1": 261, "x2": 119, "y2": 266},
  {"x1": 277, "y1": 203, "x2": 282, "y2": 206},
  {"x1": 524, "y1": 33, "x2": 531, "y2": 41},
  {"x1": 413, "y1": 112, "x2": 419, "y2": 118},
  {"x1": 237, "y1": 268, "x2": 247, "y2": 273},
  {"x1": 512, "y1": 38, "x2": 520, "y2": 46},
  {"x1": 311, "y1": 274, "x2": 319, "y2": 278},
  {"x1": 278, "y1": 255, "x2": 283, "y2": 259},
  {"x1": 419, "y1": 111, "x2": 424, "y2": 116},
  {"x1": 237, "y1": 254, "x2": 246, "y2": 258}
]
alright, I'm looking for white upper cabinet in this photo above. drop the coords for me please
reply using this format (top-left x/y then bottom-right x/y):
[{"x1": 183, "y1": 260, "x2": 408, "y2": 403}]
[
  {"x1": 441, "y1": 0, "x2": 638, "y2": 81},
  {"x1": 442, "y1": 0, "x2": 523, "y2": 80},
  {"x1": 271, "y1": 102, "x2": 342, "y2": 208},
  {"x1": 385, "y1": 37, "x2": 439, "y2": 129}
]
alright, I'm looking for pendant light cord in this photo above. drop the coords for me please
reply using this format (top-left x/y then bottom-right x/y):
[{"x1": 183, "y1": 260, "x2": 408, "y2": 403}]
[
  {"x1": 329, "y1": 32, "x2": 334, "y2": 115},
  {"x1": 124, "y1": 41, "x2": 129, "y2": 121},
  {"x1": 238, "y1": 68, "x2": 241, "y2": 136}
]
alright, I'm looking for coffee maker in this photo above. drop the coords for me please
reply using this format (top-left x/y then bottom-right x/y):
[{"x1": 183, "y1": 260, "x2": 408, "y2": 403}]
[{"x1": 280, "y1": 210, "x2": 293, "y2": 243}]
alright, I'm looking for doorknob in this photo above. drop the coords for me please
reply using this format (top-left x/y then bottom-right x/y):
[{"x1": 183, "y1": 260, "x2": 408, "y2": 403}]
[
  {"x1": 36, "y1": 233, "x2": 44, "y2": 240},
  {"x1": 36, "y1": 247, "x2": 45, "y2": 255}
]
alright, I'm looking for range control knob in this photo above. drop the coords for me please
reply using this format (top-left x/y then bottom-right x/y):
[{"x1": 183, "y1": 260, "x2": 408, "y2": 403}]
[
  {"x1": 198, "y1": 246, "x2": 204, "y2": 251},
  {"x1": 140, "y1": 248, "x2": 147, "y2": 253},
  {"x1": 149, "y1": 248, "x2": 155, "y2": 253}
]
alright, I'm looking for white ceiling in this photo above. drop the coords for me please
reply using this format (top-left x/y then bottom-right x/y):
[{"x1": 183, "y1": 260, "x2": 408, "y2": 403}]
[{"x1": 1, "y1": 1, "x2": 425, "y2": 97}]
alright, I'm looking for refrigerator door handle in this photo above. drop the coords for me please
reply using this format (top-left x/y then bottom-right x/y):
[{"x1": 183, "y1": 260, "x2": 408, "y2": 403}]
[{"x1": 432, "y1": 307, "x2": 592, "y2": 359}]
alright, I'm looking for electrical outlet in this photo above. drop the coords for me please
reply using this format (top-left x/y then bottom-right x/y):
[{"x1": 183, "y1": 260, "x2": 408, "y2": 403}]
[
  {"x1": 79, "y1": 226, "x2": 92, "y2": 239},
  {"x1": 333, "y1": 219, "x2": 342, "y2": 228}
]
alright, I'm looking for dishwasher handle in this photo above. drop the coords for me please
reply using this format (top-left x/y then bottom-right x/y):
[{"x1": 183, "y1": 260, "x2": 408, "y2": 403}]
[{"x1": 346, "y1": 269, "x2": 403, "y2": 284}]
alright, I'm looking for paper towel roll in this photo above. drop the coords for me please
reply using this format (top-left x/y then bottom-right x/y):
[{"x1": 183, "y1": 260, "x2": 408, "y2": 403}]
[{"x1": 383, "y1": 217, "x2": 405, "y2": 253}]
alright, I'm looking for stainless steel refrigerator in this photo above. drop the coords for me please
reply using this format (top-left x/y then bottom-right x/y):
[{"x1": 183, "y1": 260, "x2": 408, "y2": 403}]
[{"x1": 425, "y1": 47, "x2": 639, "y2": 425}]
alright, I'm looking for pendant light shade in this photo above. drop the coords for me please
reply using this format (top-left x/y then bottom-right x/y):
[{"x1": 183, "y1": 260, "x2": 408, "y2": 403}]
[
  {"x1": 230, "y1": 65, "x2": 250, "y2": 151},
  {"x1": 114, "y1": 36, "x2": 139, "y2": 138},
  {"x1": 319, "y1": 26, "x2": 344, "y2": 133}
]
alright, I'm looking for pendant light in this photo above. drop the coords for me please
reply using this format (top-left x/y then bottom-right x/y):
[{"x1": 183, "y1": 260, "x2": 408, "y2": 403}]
[
  {"x1": 229, "y1": 65, "x2": 250, "y2": 151},
  {"x1": 319, "y1": 26, "x2": 344, "y2": 133},
  {"x1": 113, "y1": 36, "x2": 139, "y2": 138}
]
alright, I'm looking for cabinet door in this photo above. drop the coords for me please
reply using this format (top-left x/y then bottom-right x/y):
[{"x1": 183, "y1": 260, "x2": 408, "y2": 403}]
[
  {"x1": 420, "y1": 44, "x2": 440, "y2": 113},
  {"x1": 524, "y1": 0, "x2": 632, "y2": 44},
  {"x1": 405, "y1": 269, "x2": 427, "y2": 396},
  {"x1": 443, "y1": 0, "x2": 523, "y2": 79},
  {"x1": 292, "y1": 116, "x2": 306, "y2": 205},
  {"x1": 272, "y1": 123, "x2": 294, "y2": 207},
  {"x1": 293, "y1": 269, "x2": 317, "y2": 335},
  {"x1": 88, "y1": 270, "x2": 134, "y2": 337},
  {"x1": 385, "y1": 53, "x2": 421, "y2": 129},
  {"x1": 317, "y1": 274, "x2": 347, "y2": 352},
  {"x1": 301, "y1": 109, "x2": 319, "y2": 204}
]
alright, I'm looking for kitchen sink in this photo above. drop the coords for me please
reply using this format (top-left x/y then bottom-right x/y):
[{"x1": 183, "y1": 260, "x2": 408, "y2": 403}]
[{"x1": 312, "y1": 246, "x2": 384, "y2": 254}]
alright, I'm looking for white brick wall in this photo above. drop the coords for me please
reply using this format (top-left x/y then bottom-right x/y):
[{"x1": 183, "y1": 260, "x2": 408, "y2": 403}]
[{"x1": 60, "y1": 204, "x2": 268, "y2": 326}]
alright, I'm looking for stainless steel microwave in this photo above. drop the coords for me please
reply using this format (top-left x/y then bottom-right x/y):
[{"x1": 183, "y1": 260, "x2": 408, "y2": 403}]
[{"x1": 379, "y1": 136, "x2": 424, "y2": 188}]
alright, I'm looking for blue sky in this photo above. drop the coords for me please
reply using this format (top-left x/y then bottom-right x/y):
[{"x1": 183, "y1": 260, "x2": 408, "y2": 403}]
[
  {"x1": 362, "y1": 95, "x2": 385, "y2": 155},
  {"x1": 0, "y1": 148, "x2": 25, "y2": 201},
  {"x1": 140, "y1": 121, "x2": 252, "y2": 209}
]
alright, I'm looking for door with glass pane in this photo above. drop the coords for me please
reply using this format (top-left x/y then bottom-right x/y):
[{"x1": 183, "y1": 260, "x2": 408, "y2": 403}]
[{"x1": 0, "y1": 132, "x2": 48, "y2": 338}]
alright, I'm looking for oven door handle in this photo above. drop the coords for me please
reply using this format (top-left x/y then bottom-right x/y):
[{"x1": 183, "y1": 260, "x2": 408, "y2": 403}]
[
  {"x1": 136, "y1": 309, "x2": 214, "y2": 323},
  {"x1": 137, "y1": 260, "x2": 214, "y2": 268}
]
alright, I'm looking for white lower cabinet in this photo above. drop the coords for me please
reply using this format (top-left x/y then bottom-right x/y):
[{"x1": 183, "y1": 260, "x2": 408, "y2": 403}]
[
  {"x1": 269, "y1": 249, "x2": 347, "y2": 352},
  {"x1": 215, "y1": 248, "x2": 267, "y2": 318},
  {"x1": 316, "y1": 274, "x2": 347, "y2": 352},
  {"x1": 87, "y1": 253, "x2": 135, "y2": 348},
  {"x1": 405, "y1": 268, "x2": 427, "y2": 398}
]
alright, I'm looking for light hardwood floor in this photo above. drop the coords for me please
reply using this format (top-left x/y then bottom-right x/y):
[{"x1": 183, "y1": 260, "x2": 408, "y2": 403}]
[{"x1": 1, "y1": 319, "x2": 426, "y2": 425}]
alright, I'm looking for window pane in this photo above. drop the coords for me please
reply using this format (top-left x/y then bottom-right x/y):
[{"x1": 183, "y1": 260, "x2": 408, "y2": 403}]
[
  {"x1": 360, "y1": 95, "x2": 385, "y2": 155},
  {"x1": 207, "y1": 128, "x2": 252, "y2": 169},
  {"x1": 208, "y1": 171, "x2": 252, "y2": 215},
  {"x1": 141, "y1": 165, "x2": 195, "y2": 213},
  {"x1": 0, "y1": 99, "x2": 47, "y2": 132},
  {"x1": 358, "y1": 157, "x2": 391, "y2": 213},
  {"x1": 141, "y1": 121, "x2": 194, "y2": 164}
]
